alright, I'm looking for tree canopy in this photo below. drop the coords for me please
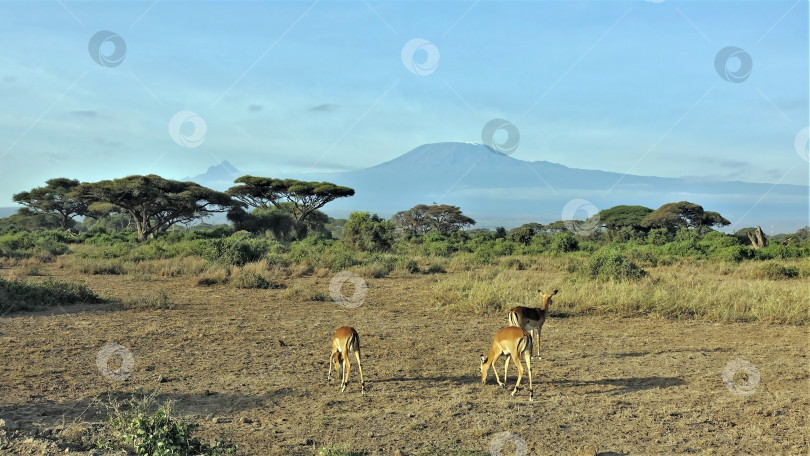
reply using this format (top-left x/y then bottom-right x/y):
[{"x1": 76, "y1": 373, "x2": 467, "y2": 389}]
[
  {"x1": 226, "y1": 176, "x2": 354, "y2": 224},
  {"x1": 75, "y1": 175, "x2": 238, "y2": 241},
  {"x1": 12, "y1": 178, "x2": 89, "y2": 228},
  {"x1": 507, "y1": 223, "x2": 544, "y2": 245},
  {"x1": 393, "y1": 204, "x2": 475, "y2": 236},
  {"x1": 598, "y1": 205, "x2": 653, "y2": 231},
  {"x1": 641, "y1": 201, "x2": 730, "y2": 232}
]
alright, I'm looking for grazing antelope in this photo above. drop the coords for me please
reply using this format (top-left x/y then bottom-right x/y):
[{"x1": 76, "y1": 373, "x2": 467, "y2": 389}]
[
  {"x1": 480, "y1": 326, "x2": 533, "y2": 401},
  {"x1": 328, "y1": 326, "x2": 365, "y2": 394},
  {"x1": 507, "y1": 289, "x2": 558, "y2": 358}
]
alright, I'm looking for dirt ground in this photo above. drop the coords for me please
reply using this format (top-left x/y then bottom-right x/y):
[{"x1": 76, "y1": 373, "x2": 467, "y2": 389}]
[{"x1": 0, "y1": 265, "x2": 808, "y2": 455}]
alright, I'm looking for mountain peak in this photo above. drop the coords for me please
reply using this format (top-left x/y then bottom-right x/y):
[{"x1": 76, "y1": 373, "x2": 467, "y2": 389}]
[
  {"x1": 367, "y1": 141, "x2": 521, "y2": 172},
  {"x1": 185, "y1": 161, "x2": 242, "y2": 191},
  {"x1": 207, "y1": 160, "x2": 238, "y2": 174}
]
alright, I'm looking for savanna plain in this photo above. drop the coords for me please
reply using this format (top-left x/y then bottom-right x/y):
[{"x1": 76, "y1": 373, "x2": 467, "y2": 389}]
[{"x1": 0, "y1": 240, "x2": 808, "y2": 456}]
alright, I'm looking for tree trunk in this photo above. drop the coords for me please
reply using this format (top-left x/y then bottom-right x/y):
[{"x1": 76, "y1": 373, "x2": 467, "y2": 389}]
[{"x1": 747, "y1": 226, "x2": 768, "y2": 249}]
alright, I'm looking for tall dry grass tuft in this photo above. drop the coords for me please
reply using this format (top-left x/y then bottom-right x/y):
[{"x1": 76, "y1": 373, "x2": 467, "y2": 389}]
[
  {"x1": 63, "y1": 257, "x2": 133, "y2": 275},
  {"x1": 229, "y1": 261, "x2": 282, "y2": 289},
  {"x1": 134, "y1": 256, "x2": 209, "y2": 277},
  {"x1": 196, "y1": 266, "x2": 229, "y2": 286}
]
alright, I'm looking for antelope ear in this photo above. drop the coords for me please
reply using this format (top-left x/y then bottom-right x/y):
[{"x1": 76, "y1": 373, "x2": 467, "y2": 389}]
[
  {"x1": 480, "y1": 355, "x2": 486, "y2": 364},
  {"x1": 537, "y1": 289, "x2": 542, "y2": 294},
  {"x1": 552, "y1": 289, "x2": 558, "y2": 295}
]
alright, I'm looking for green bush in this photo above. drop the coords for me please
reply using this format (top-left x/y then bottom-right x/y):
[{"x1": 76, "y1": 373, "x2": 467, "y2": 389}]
[
  {"x1": 551, "y1": 232, "x2": 579, "y2": 253},
  {"x1": 646, "y1": 228, "x2": 670, "y2": 246},
  {"x1": 712, "y1": 245, "x2": 753, "y2": 263},
  {"x1": 623, "y1": 246, "x2": 661, "y2": 267},
  {"x1": 323, "y1": 243, "x2": 361, "y2": 270},
  {"x1": 0, "y1": 230, "x2": 71, "y2": 259},
  {"x1": 81, "y1": 227, "x2": 135, "y2": 244},
  {"x1": 204, "y1": 236, "x2": 268, "y2": 266},
  {"x1": 491, "y1": 238, "x2": 516, "y2": 256},
  {"x1": 580, "y1": 250, "x2": 647, "y2": 281},
  {"x1": 230, "y1": 270, "x2": 278, "y2": 289},
  {"x1": 427, "y1": 240, "x2": 453, "y2": 257},
  {"x1": 342, "y1": 211, "x2": 395, "y2": 252},
  {"x1": 0, "y1": 276, "x2": 102, "y2": 313},
  {"x1": 98, "y1": 396, "x2": 237, "y2": 456},
  {"x1": 755, "y1": 245, "x2": 804, "y2": 260},
  {"x1": 758, "y1": 262, "x2": 800, "y2": 279},
  {"x1": 521, "y1": 234, "x2": 550, "y2": 254},
  {"x1": 506, "y1": 225, "x2": 535, "y2": 245},
  {"x1": 662, "y1": 238, "x2": 705, "y2": 258},
  {"x1": 699, "y1": 231, "x2": 741, "y2": 249}
]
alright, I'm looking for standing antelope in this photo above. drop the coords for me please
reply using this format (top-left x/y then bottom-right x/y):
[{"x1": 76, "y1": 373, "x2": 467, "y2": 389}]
[
  {"x1": 480, "y1": 326, "x2": 533, "y2": 401},
  {"x1": 328, "y1": 326, "x2": 365, "y2": 394},
  {"x1": 507, "y1": 289, "x2": 558, "y2": 358}
]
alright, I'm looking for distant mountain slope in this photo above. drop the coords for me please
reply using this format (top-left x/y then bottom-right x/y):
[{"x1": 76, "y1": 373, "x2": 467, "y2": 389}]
[
  {"x1": 183, "y1": 161, "x2": 241, "y2": 191},
  {"x1": 305, "y1": 142, "x2": 808, "y2": 232}
]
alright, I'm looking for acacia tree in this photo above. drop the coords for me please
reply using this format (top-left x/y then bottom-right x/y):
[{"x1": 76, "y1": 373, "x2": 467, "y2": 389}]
[
  {"x1": 641, "y1": 201, "x2": 729, "y2": 232},
  {"x1": 76, "y1": 175, "x2": 238, "y2": 241},
  {"x1": 699, "y1": 211, "x2": 731, "y2": 231},
  {"x1": 507, "y1": 223, "x2": 544, "y2": 245},
  {"x1": 598, "y1": 205, "x2": 653, "y2": 231},
  {"x1": 226, "y1": 176, "x2": 354, "y2": 237},
  {"x1": 392, "y1": 204, "x2": 432, "y2": 235},
  {"x1": 393, "y1": 203, "x2": 475, "y2": 236},
  {"x1": 12, "y1": 178, "x2": 89, "y2": 228}
]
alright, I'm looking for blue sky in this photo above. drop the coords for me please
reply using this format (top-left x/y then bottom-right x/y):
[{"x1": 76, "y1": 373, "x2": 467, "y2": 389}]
[{"x1": 0, "y1": 0, "x2": 807, "y2": 208}]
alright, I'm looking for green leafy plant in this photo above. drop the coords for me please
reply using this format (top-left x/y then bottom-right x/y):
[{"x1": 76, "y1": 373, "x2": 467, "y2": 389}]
[
  {"x1": 97, "y1": 395, "x2": 238, "y2": 456},
  {"x1": 316, "y1": 444, "x2": 369, "y2": 456}
]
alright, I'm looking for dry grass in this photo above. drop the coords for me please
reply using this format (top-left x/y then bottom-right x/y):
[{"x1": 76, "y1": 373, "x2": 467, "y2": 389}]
[
  {"x1": 433, "y1": 258, "x2": 809, "y2": 324},
  {"x1": 58, "y1": 256, "x2": 132, "y2": 275},
  {"x1": 196, "y1": 266, "x2": 229, "y2": 286},
  {"x1": 135, "y1": 256, "x2": 210, "y2": 278}
]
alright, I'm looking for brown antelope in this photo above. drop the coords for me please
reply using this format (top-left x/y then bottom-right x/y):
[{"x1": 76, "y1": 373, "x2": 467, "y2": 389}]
[
  {"x1": 507, "y1": 289, "x2": 558, "y2": 358},
  {"x1": 328, "y1": 326, "x2": 365, "y2": 394},
  {"x1": 480, "y1": 326, "x2": 533, "y2": 401}
]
